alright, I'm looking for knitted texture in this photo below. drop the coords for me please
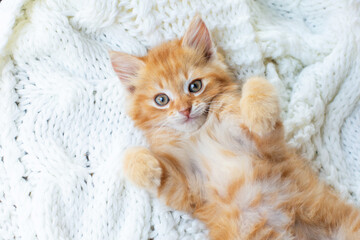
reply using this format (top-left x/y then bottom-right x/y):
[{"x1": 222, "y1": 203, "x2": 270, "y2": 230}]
[{"x1": 0, "y1": 0, "x2": 359, "y2": 239}]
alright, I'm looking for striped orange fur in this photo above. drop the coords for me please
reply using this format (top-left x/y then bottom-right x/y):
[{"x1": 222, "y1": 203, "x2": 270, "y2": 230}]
[{"x1": 111, "y1": 16, "x2": 360, "y2": 240}]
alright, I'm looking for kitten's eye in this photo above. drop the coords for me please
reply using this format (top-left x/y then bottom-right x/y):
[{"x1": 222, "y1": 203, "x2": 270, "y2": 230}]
[
  {"x1": 154, "y1": 93, "x2": 169, "y2": 106},
  {"x1": 189, "y1": 79, "x2": 202, "y2": 93}
]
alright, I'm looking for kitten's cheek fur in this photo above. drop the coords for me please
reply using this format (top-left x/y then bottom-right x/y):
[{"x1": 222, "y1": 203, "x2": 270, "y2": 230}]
[{"x1": 122, "y1": 147, "x2": 162, "y2": 191}]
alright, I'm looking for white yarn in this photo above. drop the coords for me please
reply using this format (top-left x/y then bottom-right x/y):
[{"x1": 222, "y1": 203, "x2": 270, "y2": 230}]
[{"x1": 0, "y1": 0, "x2": 359, "y2": 239}]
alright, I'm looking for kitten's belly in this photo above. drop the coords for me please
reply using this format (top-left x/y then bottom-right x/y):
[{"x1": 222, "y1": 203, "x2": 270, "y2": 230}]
[
  {"x1": 189, "y1": 124, "x2": 294, "y2": 236},
  {"x1": 234, "y1": 178, "x2": 294, "y2": 236},
  {"x1": 193, "y1": 148, "x2": 294, "y2": 237},
  {"x1": 197, "y1": 150, "x2": 294, "y2": 236},
  {"x1": 190, "y1": 120, "x2": 257, "y2": 197}
]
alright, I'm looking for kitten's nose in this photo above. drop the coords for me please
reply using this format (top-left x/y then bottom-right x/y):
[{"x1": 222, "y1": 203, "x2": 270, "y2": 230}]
[{"x1": 179, "y1": 107, "x2": 192, "y2": 118}]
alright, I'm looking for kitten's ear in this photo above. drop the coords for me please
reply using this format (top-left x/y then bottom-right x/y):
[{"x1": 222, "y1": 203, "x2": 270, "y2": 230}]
[
  {"x1": 182, "y1": 16, "x2": 215, "y2": 60},
  {"x1": 109, "y1": 51, "x2": 144, "y2": 93}
]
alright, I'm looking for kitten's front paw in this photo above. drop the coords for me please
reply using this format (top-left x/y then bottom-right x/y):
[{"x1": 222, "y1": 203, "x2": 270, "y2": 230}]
[
  {"x1": 122, "y1": 147, "x2": 162, "y2": 190},
  {"x1": 240, "y1": 77, "x2": 280, "y2": 136}
]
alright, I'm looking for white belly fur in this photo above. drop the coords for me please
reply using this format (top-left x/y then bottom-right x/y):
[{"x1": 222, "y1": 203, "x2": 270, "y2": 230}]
[{"x1": 180, "y1": 117, "x2": 294, "y2": 234}]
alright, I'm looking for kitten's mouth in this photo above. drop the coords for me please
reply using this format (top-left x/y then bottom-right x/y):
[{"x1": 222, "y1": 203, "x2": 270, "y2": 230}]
[
  {"x1": 183, "y1": 116, "x2": 197, "y2": 123},
  {"x1": 183, "y1": 105, "x2": 210, "y2": 124}
]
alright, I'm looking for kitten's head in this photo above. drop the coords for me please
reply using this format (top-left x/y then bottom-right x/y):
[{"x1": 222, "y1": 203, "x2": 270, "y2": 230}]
[{"x1": 110, "y1": 16, "x2": 235, "y2": 133}]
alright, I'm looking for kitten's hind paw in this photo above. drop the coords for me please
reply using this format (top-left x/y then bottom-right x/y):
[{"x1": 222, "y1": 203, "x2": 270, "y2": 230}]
[{"x1": 122, "y1": 147, "x2": 162, "y2": 191}]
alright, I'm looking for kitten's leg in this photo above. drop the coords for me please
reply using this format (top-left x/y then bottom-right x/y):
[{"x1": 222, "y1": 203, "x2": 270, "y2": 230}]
[
  {"x1": 122, "y1": 147, "x2": 162, "y2": 192},
  {"x1": 122, "y1": 147, "x2": 200, "y2": 212},
  {"x1": 289, "y1": 158, "x2": 360, "y2": 239},
  {"x1": 294, "y1": 188, "x2": 360, "y2": 239},
  {"x1": 239, "y1": 77, "x2": 280, "y2": 136},
  {"x1": 337, "y1": 210, "x2": 360, "y2": 239}
]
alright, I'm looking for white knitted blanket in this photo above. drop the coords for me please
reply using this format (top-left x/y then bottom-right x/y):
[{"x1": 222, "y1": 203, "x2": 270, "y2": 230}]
[{"x1": 1, "y1": 0, "x2": 359, "y2": 239}]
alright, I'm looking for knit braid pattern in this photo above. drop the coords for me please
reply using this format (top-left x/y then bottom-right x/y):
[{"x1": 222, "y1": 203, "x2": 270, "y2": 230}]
[{"x1": 0, "y1": 0, "x2": 359, "y2": 239}]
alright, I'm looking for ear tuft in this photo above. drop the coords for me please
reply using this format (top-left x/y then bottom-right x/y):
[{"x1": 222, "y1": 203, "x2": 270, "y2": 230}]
[
  {"x1": 182, "y1": 16, "x2": 215, "y2": 60},
  {"x1": 109, "y1": 51, "x2": 144, "y2": 93}
]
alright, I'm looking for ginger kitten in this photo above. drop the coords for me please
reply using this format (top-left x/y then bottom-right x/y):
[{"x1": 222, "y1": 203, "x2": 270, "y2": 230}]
[{"x1": 110, "y1": 16, "x2": 360, "y2": 240}]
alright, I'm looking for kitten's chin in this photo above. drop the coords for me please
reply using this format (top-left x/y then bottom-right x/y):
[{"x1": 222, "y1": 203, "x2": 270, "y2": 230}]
[{"x1": 172, "y1": 115, "x2": 207, "y2": 133}]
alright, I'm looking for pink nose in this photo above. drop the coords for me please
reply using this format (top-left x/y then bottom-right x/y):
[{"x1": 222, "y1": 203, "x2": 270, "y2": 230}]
[{"x1": 179, "y1": 107, "x2": 192, "y2": 118}]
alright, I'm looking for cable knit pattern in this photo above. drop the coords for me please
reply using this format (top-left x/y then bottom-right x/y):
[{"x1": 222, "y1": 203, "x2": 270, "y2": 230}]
[{"x1": 0, "y1": 0, "x2": 359, "y2": 239}]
